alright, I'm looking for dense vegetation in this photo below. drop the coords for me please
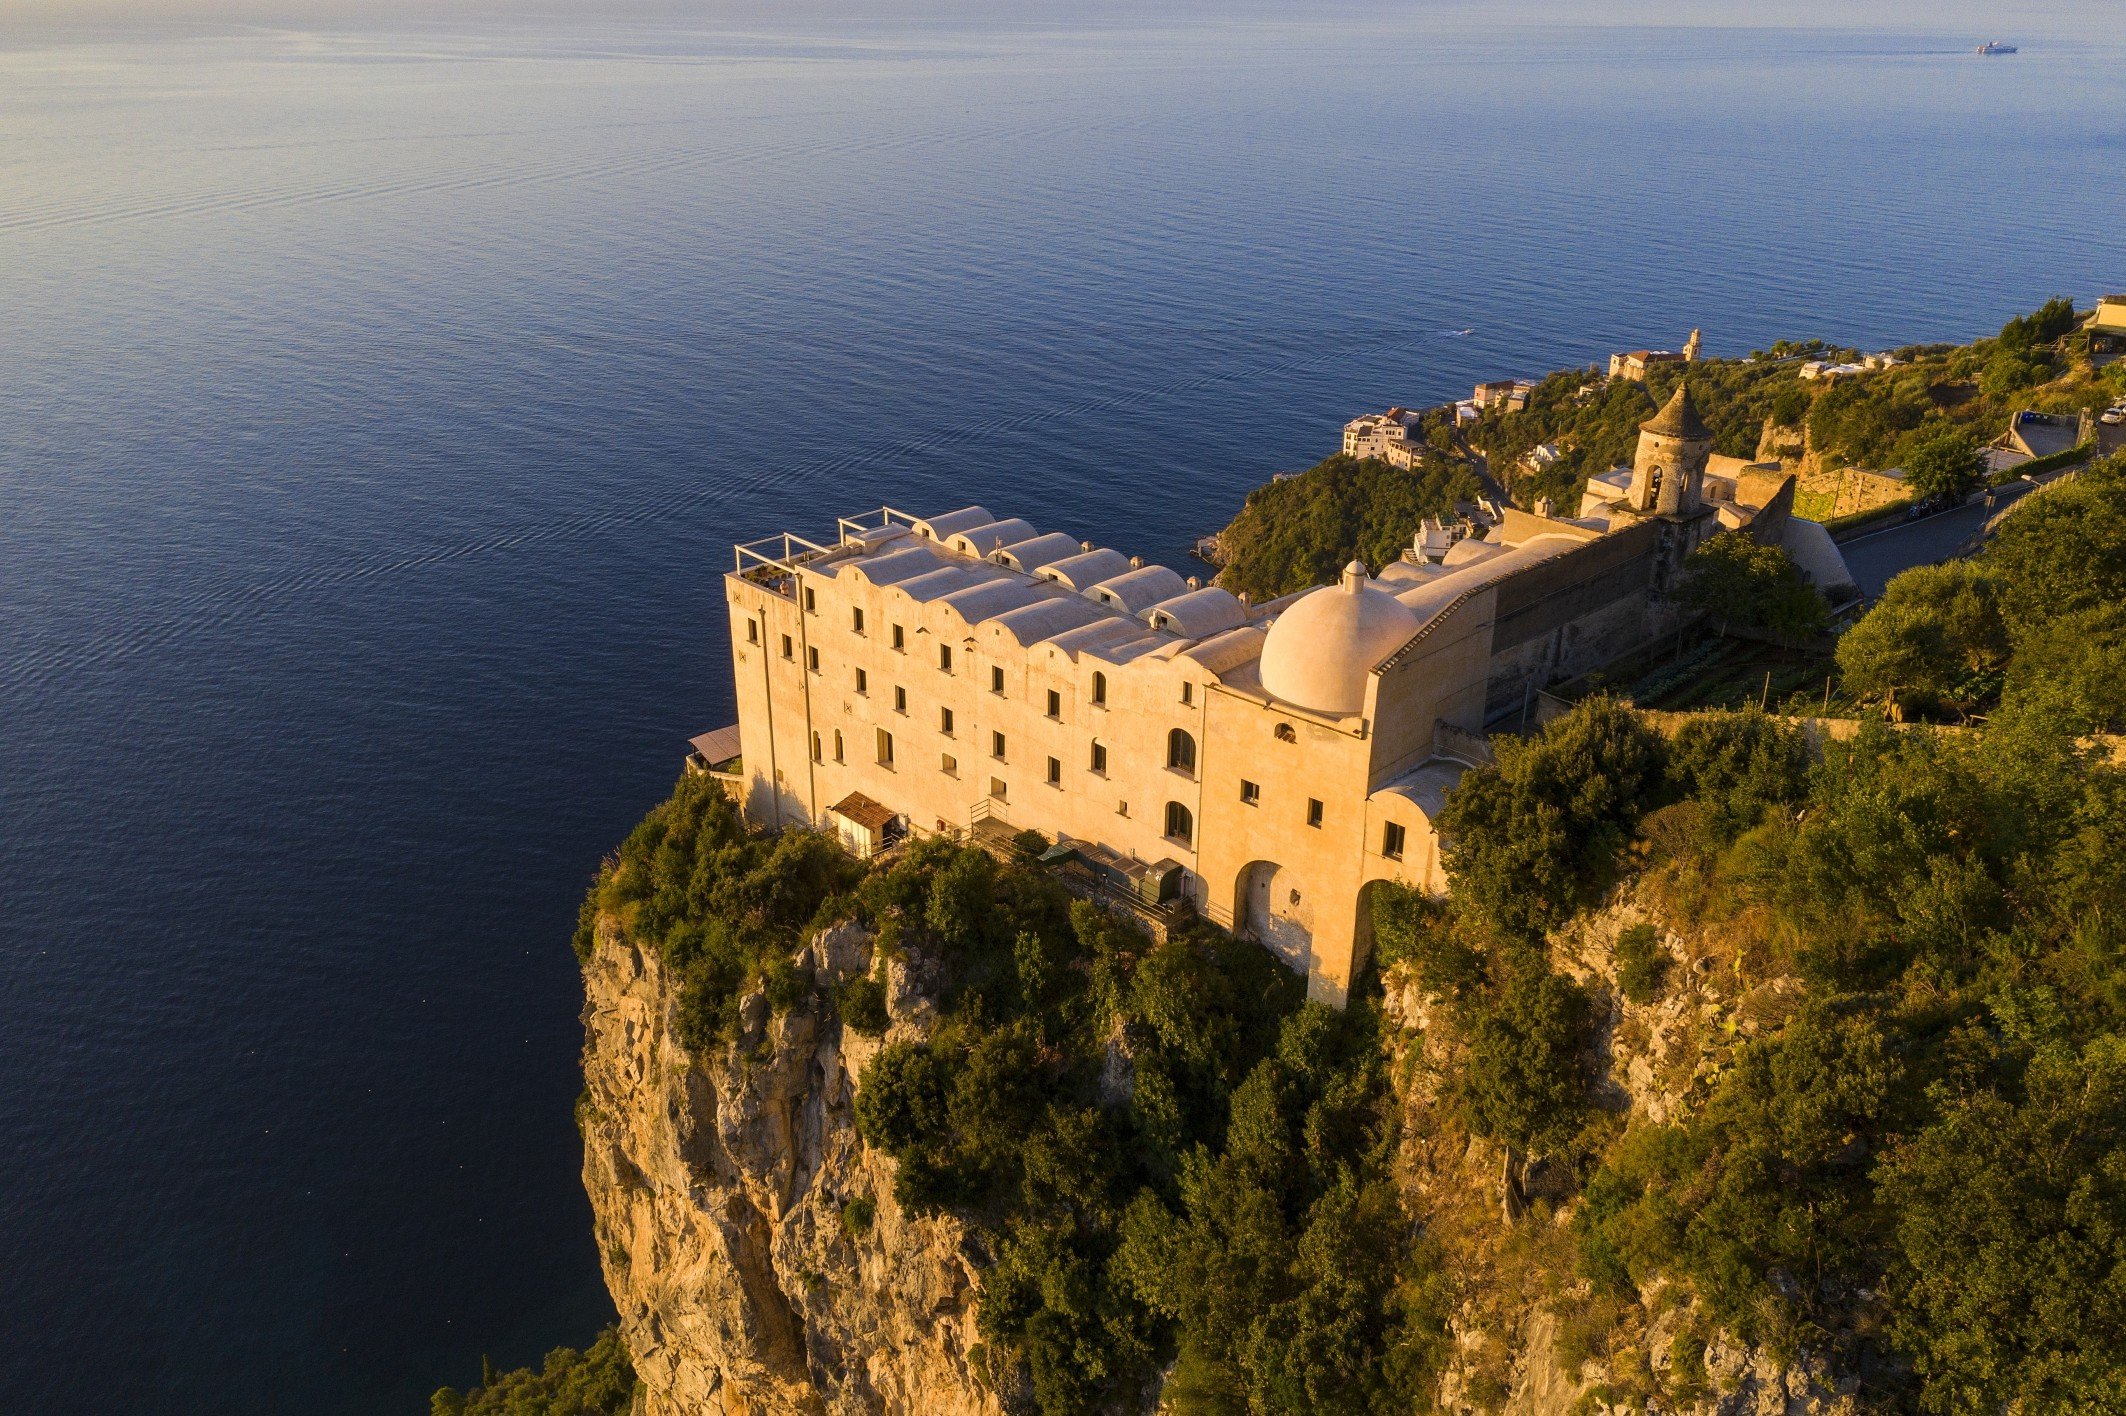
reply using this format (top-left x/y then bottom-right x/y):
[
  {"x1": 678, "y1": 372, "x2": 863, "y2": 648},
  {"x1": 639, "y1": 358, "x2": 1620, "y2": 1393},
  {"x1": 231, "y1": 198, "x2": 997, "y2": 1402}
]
[
  {"x1": 1367, "y1": 462, "x2": 2126, "y2": 1407},
  {"x1": 430, "y1": 1327, "x2": 635, "y2": 1416},
  {"x1": 572, "y1": 775, "x2": 865, "y2": 1049},
  {"x1": 1214, "y1": 452, "x2": 1479, "y2": 601},
  {"x1": 845, "y1": 839, "x2": 1447, "y2": 1414},
  {"x1": 560, "y1": 778, "x2": 1449, "y2": 1415}
]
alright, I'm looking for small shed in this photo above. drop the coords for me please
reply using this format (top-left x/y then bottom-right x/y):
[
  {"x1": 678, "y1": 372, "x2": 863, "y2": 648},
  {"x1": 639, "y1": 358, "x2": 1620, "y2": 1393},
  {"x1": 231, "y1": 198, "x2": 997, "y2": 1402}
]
[{"x1": 829, "y1": 792, "x2": 903, "y2": 860}]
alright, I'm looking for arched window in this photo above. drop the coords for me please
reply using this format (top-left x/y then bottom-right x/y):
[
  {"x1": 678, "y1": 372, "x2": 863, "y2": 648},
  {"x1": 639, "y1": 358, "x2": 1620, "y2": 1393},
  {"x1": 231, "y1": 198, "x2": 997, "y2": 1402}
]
[
  {"x1": 1165, "y1": 801, "x2": 1193, "y2": 845},
  {"x1": 1092, "y1": 671, "x2": 1107, "y2": 707},
  {"x1": 1645, "y1": 467, "x2": 1663, "y2": 506},
  {"x1": 1167, "y1": 728, "x2": 1197, "y2": 776}
]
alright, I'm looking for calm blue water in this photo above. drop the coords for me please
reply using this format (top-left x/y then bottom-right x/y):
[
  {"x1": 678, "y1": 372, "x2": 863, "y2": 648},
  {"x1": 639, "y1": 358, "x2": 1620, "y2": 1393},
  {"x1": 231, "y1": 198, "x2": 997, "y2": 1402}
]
[{"x1": 2, "y1": 9, "x2": 2122, "y2": 1411}]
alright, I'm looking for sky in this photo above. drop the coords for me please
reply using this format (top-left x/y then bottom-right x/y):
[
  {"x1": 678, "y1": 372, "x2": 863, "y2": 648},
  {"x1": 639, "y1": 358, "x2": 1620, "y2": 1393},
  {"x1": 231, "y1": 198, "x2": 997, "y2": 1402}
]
[{"x1": 0, "y1": 0, "x2": 2105, "y2": 35}]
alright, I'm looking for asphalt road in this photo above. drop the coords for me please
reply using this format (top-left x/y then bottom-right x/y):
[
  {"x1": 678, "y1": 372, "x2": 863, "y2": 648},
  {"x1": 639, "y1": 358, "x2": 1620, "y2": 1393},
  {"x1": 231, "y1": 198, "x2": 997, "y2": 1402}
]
[{"x1": 1837, "y1": 481, "x2": 2041, "y2": 598}]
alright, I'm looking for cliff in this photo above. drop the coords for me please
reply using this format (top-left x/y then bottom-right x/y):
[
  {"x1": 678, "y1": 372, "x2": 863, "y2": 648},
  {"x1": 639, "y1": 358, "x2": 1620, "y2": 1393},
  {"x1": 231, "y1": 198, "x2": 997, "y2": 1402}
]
[
  {"x1": 579, "y1": 892, "x2": 1858, "y2": 1416},
  {"x1": 579, "y1": 917, "x2": 999, "y2": 1416}
]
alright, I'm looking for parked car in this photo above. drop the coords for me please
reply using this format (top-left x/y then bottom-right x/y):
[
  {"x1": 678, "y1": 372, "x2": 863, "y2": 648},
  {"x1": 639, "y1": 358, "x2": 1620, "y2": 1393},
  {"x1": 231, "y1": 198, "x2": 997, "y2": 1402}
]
[{"x1": 2101, "y1": 405, "x2": 2125, "y2": 425}]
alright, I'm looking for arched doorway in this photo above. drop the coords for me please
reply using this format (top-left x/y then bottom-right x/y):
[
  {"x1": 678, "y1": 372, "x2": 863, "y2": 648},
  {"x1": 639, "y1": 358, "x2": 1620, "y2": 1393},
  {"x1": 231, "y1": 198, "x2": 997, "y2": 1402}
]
[
  {"x1": 1236, "y1": 860, "x2": 1312, "y2": 973},
  {"x1": 1352, "y1": 878, "x2": 1398, "y2": 982}
]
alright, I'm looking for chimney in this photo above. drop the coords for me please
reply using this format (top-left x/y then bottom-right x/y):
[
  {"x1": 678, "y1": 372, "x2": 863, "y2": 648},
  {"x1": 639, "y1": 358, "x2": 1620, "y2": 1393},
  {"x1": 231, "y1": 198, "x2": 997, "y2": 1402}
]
[
  {"x1": 1130, "y1": 555, "x2": 1144, "y2": 569},
  {"x1": 1187, "y1": 576, "x2": 1200, "y2": 590}
]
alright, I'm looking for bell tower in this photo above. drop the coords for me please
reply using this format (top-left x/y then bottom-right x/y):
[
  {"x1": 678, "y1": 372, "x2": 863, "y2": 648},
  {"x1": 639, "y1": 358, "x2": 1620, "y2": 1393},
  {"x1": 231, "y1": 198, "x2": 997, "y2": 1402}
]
[{"x1": 1627, "y1": 384, "x2": 1712, "y2": 517}]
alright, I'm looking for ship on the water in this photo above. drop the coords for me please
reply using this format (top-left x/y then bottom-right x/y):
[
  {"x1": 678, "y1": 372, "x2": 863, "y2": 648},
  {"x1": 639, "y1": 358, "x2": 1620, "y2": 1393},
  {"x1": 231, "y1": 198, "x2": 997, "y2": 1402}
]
[{"x1": 1975, "y1": 40, "x2": 2018, "y2": 54}]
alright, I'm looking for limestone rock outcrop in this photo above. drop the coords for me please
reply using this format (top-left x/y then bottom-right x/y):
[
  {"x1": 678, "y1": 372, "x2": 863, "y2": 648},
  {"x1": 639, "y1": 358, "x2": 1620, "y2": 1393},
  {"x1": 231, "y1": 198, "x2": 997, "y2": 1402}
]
[
  {"x1": 578, "y1": 920, "x2": 999, "y2": 1416},
  {"x1": 580, "y1": 888, "x2": 1863, "y2": 1416}
]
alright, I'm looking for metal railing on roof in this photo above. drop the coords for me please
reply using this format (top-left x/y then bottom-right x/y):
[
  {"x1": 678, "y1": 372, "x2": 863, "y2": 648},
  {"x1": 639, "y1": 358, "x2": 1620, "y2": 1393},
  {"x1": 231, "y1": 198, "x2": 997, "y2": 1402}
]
[
  {"x1": 836, "y1": 506, "x2": 924, "y2": 542},
  {"x1": 732, "y1": 530, "x2": 838, "y2": 590}
]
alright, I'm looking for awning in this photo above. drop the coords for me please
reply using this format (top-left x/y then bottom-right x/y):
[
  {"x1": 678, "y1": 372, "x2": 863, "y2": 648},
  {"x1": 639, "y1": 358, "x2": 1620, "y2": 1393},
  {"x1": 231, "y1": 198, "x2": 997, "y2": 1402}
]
[{"x1": 688, "y1": 725, "x2": 742, "y2": 768}]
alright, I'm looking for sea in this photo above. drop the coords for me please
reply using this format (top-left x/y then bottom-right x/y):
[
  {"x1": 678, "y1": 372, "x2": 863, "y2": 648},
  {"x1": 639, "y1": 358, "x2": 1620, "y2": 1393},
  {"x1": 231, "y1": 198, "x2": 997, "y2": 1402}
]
[{"x1": 3, "y1": 6, "x2": 2122, "y2": 1411}]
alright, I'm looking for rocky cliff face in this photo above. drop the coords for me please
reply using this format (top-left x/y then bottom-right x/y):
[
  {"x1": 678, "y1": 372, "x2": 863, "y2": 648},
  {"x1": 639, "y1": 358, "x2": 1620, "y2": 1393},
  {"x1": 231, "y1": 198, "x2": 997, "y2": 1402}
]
[
  {"x1": 581, "y1": 895, "x2": 1856, "y2": 1416},
  {"x1": 578, "y1": 919, "x2": 1000, "y2": 1416}
]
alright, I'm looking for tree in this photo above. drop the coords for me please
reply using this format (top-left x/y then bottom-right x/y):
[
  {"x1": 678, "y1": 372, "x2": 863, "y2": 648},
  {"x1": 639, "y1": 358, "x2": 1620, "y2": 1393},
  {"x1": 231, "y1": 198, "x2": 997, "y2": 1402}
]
[
  {"x1": 1663, "y1": 708, "x2": 1810, "y2": 842},
  {"x1": 2001, "y1": 602, "x2": 2126, "y2": 733},
  {"x1": 1834, "y1": 561, "x2": 2006, "y2": 720},
  {"x1": 1678, "y1": 531, "x2": 1827, "y2": 639},
  {"x1": 431, "y1": 1326, "x2": 637, "y2": 1416},
  {"x1": 1998, "y1": 295, "x2": 2078, "y2": 352},
  {"x1": 1877, "y1": 1036, "x2": 2126, "y2": 1411},
  {"x1": 1459, "y1": 969, "x2": 1592, "y2": 1155},
  {"x1": 1898, "y1": 425, "x2": 1984, "y2": 505},
  {"x1": 1439, "y1": 697, "x2": 1666, "y2": 941},
  {"x1": 1982, "y1": 455, "x2": 2126, "y2": 638},
  {"x1": 1214, "y1": 453, "x2": 1480, "y2": 601}
]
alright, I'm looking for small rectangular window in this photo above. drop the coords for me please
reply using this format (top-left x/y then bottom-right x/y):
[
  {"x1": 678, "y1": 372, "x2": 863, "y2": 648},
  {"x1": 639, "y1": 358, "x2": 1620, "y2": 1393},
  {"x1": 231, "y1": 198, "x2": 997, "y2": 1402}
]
[
  {"x1": 939, "y1": 644, "x2": 953, "y2": 673},
  {"x1": 942, "y1": 753, "x2": 958, "y2": 776},
  {"x1": 1180, "y1": 682, "x2": 1194, "y2": 705},
  {"x1": 893, "y1": 686, "x2": 907, "y2": 713},
  {"x1": 892, "y1": 625, "x2": 905, "y2": 651},
  {"x1": 806, "y1": 645, "x2": 820, "y2": 673},
  {"x1": 990, "y1": 777, "x2": 1007, "y2": 800},
  {"x1": 1383, "y1": 821, "x2": 1407, "y2": 861},
  {"x1": 855, "y1": 668, "x2": 868, "y2": 695},
  {"x1": 803, "y1": 585, "x2": 816, "y2": 614},
  {"x1": 1046, "y1": 689, "x2": 1061, "y2": 719},
  {"x1": 876, "y1": 728, "x2": 895, "y2": 766},
  {"x1": 746, "y1": 620, "x2": 759, "y2": 645},
  {"x1": 1046, "y1": 756, "x2": 1062, "y2": 786},
  {"x1": 992, "y1": 730, "x2": 1007, "y2": 760},
  {"x1": 1117, "y1": 799, "x2": 1129, "y2": 817},
  {"x1": 852, "y1": 607, "x2": 865, "y2": 634},
  {"x1": 940, "y1": 706, "x2": 955, "y2": 736},
  {"x1": 780, "y1": 634, "x2": 793, "y2": 660},
  {"x1": 1091, "y1": 671, "x2": 1107, "y2": 706},
  {"x1": 1307, "y1": 798, "x2": 1324, "y2": 828},
  {"x1": 1241, "y1": 780, "x2": 1261, "y2": 805},
  {"x1": 1089, "y1": 742, "x2": 1107, "y2": 775},
  {"x1": 811, "y1": 732, "x2": 822, "y2": 762},
  {"x1": 991, "y1": 666, "x2": 1005, "y2": 694}
]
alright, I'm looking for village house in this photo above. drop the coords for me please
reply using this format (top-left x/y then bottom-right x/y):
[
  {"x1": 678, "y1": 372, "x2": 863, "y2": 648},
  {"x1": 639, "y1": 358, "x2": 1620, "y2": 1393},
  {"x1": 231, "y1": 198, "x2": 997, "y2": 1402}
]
[
  {"x1": 1607, "y1": 328, "x2": 1700, "y2": 381},
  {"x1": 1472, "y1": 378, "x2": 1535, "y2": 412},
  {"x1": 1340, "y1": 407, "x2": 1425, "y2": 466},
  {"x1": 2082, "y1": 295, "x2": 2126, "y2": 364}
]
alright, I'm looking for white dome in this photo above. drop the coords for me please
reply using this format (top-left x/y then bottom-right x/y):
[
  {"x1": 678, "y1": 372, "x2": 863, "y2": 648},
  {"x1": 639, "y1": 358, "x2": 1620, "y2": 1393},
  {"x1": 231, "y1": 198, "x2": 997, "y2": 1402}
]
[{"x1": 1257, "y1": 561, "x2": 1423, "y2": 716}]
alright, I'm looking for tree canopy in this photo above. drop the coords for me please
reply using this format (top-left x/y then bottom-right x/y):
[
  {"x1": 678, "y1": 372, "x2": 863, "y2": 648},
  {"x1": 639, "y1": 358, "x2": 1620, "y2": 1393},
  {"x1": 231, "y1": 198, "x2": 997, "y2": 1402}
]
[{"x1": 1214, "y1": 453, "x2": 1479, "y2": 602}]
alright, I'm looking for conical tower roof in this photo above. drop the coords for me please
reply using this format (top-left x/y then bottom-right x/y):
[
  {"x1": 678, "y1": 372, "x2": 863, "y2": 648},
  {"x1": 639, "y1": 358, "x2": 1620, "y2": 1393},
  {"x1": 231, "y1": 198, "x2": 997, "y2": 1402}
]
[{"x1": 1640, "y1": 383, "x2": 1710, "y2": 440}]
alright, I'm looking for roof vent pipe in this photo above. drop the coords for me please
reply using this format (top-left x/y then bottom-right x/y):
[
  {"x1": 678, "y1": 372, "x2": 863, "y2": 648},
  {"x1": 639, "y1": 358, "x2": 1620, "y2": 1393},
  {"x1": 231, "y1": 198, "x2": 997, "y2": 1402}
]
[
  {"x1": 1081, "y1": 540, "x2": 1094, "y2": 552},
  {"x1": 1187, "y1": 576, "x2": 1200, "y2": 590},
  {"x1": 1130, "y1": 555, "x2": 1144, "y2": 569}
]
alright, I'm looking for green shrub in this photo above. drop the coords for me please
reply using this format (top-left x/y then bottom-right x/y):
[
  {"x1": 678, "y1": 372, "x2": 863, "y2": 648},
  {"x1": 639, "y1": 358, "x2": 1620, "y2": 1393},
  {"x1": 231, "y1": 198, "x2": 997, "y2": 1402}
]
[
  {"x1": 840, "y1": 1194, "x2": 876, "y2": 1240},
  {"x1": 1613, "y1": 924, "x2": 1668, "y2": 1005},
  {"x1": 835, "y1": 972, "x2": 890, "y2": 1035}
]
